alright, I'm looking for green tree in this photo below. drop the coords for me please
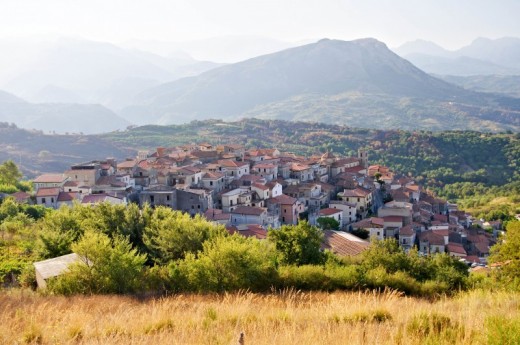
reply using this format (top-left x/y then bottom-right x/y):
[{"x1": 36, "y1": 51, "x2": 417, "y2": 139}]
[
  {"x1": 316, "y1": 217, "x2": 340, "y2": 230},
  {"x1": 36, "y1": 206, "x2": 84, "y2": 259},
  {"x1": 0, "y1": 160, "x2": 22, "y2": 186},
  {"x1": 143, "y1": 207, "x2": 226, "y2": 264},
  {"x1": 489, "y1": 221, "x2": 520, "y2": 290},
  {"x1": 268, "y1": 221, "x2": 325, "y2": 266},
  {"x1": 49, "y1": 230, "x2": 147, "y2": 295}
]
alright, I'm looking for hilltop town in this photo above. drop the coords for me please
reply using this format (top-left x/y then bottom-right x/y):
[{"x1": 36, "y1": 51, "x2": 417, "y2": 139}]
[{"x1": 15, "y1": 142, "x2": 498, "y2": 265}]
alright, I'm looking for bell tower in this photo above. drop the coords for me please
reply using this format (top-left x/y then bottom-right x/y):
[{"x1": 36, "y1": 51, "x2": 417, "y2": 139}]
[{"x1": 358, "y1": 148, "x2": 368, "y2": 169}]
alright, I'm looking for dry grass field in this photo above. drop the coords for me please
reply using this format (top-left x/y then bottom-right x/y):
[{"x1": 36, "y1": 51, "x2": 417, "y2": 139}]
[{"x1": 1, "y1": 289, "x2": 519, "y2": 345}]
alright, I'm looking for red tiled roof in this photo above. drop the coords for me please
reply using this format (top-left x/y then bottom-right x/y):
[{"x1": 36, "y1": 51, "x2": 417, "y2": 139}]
[
  {"x1": 253, "y1": 163, "x2": 276, "y2": 169},
  {"x1": 57, "y1": 192, "x2": 78, "y2": 202},
  {"x1": 433, "y1": 214, "x2": 448, "y2": 222},
  {"x1": 227, "y1": 224, "x2": 267, "y2": 239},
  {"x1": 431, "y1": 229, "x2": 449, "y2": 236},
  {"x1": 447, "y1": 243, "x2": 467, "y2": 255},
  {"x1": 268, "y1": 194, "x2": 297, "y2": 205},
  {"x1": 319, "y1": 208, "x2": 342, "y2": 216},
  {"x1": 341, "y1": 187, "x2": 371, "y2": 197},
  {"x1": 202, "y1": 172, "x2": 224, "y2": 179},
  {"x1": 36, "y1": 188, "x2": 60, "y2": 197},
  {"x1": 252, "y1": 183, "x2": 269, "y2": 191},
  {"x1": 399, "y1": 224, "x2": 415, "y2": 236},
  {"x1": 117, "y1": 160, "x2": 137, "y2": 169},
  {"x1": 33, "y1": 174, "x2": 66, "y2": 183},
  {"x1": 383, "y1": 216, "x2": 404, "y2": 223},
  {"x1": 10, "y1": 191, "x2": 30, "y2": 202},
  {"x1": 231, "y1": 206, "x2": 267, "y2": 216},
  {"x1": 290, "y1": 163, "x2": 311, "y2": 172},
  {"x1": 351, "y1": 217, "x2": 384, "y2": 229},
  {"x1": 419, "y1": 231, "x2": 445, "y2": 246},
  {"x1": 474, "y1": 242, "x2": 490, "y2": 255},
  {"x1": 321, "y1": 230, "x2": 370, "y2": 256},
  {"x1": 218, "y1": 159, "x2": 249, "y2": 168}
]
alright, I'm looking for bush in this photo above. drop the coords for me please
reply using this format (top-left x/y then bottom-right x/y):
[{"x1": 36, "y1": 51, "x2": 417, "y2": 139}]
[
  {"x1": 278, "y1": 265, "x2": 330, "y2": 290},
  {"x1": 326, "y1": 264, "x2": 362, "y2": 290},
  {"x1": 171, "y1": 235, "x2": 278, "y2": 292},
  {"x1": 49, "y1": 231, "x2": 147, "y2": 295},
  {"x1": 363, "y1": 266, "x2": 421, "y2": 295}
]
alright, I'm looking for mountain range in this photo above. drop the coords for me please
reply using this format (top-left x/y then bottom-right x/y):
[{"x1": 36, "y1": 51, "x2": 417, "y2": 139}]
[
  {"x1": 393, "y1": 37, "x2": 520, "y2": 76},
  {"x1": 0, "y1": 90, "x2": 129, "y2": 134},
  {"x1": 0, "y1": 37, "x2": 221, "y2": 111},
  {"x1": 122, "y1": 38, "x2": 520, "y2": 131},
  {"x1": 1, "y1": 36, "x2": 520, "y2": 133}
]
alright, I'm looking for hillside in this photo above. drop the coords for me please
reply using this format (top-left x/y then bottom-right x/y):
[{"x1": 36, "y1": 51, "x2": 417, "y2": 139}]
[
  {"x1": 122, "y1": 38, "x2": 520, "y2": 131},
  {"x1": 0, "y1": 122, "x2": 133, "y2": 176},
  {"x1": 0, "y1": 90, "x2": 130, "y2": 134},
  {"x1": 439, "y1": 75, "x2": 520, "y2": 98},
  {"x1": 102, "y1": 119, "x2": 520, "y2": 188},
  {"x1": 1, "y1": 118, "x2": 518, "y2": 187}
]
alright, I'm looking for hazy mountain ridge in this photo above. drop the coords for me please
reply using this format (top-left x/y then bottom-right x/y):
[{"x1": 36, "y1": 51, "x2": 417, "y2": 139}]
[
  {"x1": 0, "y1": 37, "x2": 222, "y2": 110},
  {"x1": 122, "y1": 38, "x2": 519, "y2": 131},
  {"x1": 0, "y1": 90, "x2": 130, "y2": 134},
  {"x1": 394, "y1": 37, "x2": 520, "y2": 75}
]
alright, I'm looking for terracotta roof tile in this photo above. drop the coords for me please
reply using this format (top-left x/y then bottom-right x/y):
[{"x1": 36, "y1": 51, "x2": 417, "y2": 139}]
[{"x1": 321, "y1": 230, "x2": 370, "y2": 256}]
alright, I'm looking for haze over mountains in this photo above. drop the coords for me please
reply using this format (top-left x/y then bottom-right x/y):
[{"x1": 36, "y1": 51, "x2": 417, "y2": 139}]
[
  {"x1": 394, "y1": 37, "x2": 520, "y2": 76},
  {"x1": 1, "y1": 36, "x2": 520, "y2": 133},
  {"x1": 122, "y1": 38, "x2": 520, "y2": 131}
]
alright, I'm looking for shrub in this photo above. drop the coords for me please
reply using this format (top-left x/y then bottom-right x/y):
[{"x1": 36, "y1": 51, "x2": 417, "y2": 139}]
[
  {"x1": 326, "y1": 264, "x2": 362, "y2": 290},
  {"x1": 278, "y1": 265, "x2": 330, "y2": 290},
  {"x1": 48, "y1": 231, "x2": 147, "y2": 295},
  {"x1": 172, "y1": 235, "x2": 278, "y2": 292}
]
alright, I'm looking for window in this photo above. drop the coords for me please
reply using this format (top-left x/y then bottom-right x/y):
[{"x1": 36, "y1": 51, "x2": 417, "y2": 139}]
[
  {"x1": 42, "y1": 198, "x2": 46, "y2": 203},
  {"x1": 210, "y1": 181, "x2": 213, "y2": 186},
  {"x1": 282, "y1": 216, "x2": 285, "y2": 222},
  {"x1": 191, "y1": 205, "x2": 194, "y2": 209},
  {"x1": 166, "y1": 195, "x2": 170, "y2": 201},
  {"x1": 197, "y1": 205, "x2": 201, "y2": 209},
  {"x1": 51, "y1": 198, "x2": 54, "y2": 203},
  {"x1": 150, "y1": 196, "x2": 155, "y2": 203},
  {"x1": 284, "y1": 209, "x2": 287, "y2": 213},
  {"x1": 230, "y1": 200, "x2": 233, "y2": 206}
]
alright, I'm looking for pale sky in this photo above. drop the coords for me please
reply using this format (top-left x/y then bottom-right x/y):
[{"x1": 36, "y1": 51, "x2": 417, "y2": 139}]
[{"x1": 0, "y1": 0, "x2": 519, "y2": 49}]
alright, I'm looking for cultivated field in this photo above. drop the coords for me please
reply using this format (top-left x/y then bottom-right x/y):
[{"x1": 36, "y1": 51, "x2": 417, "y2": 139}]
[{"x1": 1, "y1": 289, "x2": 519, "y2": 345}]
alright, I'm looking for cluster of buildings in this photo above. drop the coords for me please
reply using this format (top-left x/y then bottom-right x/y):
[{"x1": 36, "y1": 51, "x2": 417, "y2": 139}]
[{"x1": 13, "y1": 142, "x2": 495, "y2": 263}]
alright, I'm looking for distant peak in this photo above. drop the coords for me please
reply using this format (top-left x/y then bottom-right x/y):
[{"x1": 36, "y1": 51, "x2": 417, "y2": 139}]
[
  {"x1": 314, "y1": 37, "x2": 387, "y2": 48},
  {"x1": 318, "y1": 38, "x2": 331, "y2": 43}
]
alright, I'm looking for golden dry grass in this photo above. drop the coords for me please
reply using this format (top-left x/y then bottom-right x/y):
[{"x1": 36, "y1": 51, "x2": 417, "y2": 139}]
[{"x1": 1, "y1": 289, "x2": 519, "y2": 345}]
